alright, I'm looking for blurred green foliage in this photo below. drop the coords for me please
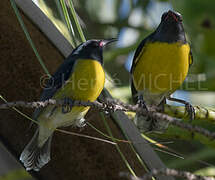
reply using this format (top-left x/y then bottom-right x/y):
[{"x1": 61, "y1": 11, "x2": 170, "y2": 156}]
[
  {"x1": 0, "y1": 169, "x2": 30, "y2": 180},
  {"x1": 195, "y1": 166, "x2": 215, "y2": 176},
  {"x1": 172, "y1": 0, "x2": 215, "y2": 87}
]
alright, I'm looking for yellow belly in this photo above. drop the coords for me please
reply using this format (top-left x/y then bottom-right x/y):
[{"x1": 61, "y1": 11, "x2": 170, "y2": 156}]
[
  {"x1": 54, "y1": 59, "x2": 105, "y2": 101},
  {"x1": 133, "y1": 42, "x2": 190, "y2": 94},
  {"x1": 54, "y1": 59, "x2": 105, "y2": 113}
]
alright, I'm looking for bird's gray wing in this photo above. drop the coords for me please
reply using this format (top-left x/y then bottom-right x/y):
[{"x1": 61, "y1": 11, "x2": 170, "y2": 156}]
[
  {"x1": 189, "y1": 47, "x2": 193, "y2": 67},
  {"x1": 130, "y1": 35, "x2": 152, "y2": 104},
  {"x1": 32, "y1": 52, "x2": 79, "y2": 120}
]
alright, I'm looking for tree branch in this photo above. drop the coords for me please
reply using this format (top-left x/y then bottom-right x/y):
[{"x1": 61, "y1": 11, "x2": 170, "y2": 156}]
[
  {"x1": 1, "y1": 99, "x2": 215, "y2": 141},
  {"x1": 120, "y1": 168, "x2": 215, "y2": 180}
]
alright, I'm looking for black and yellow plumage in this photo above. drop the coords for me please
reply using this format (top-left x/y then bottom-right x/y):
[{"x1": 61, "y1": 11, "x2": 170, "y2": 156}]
[
  {"x1": 20, "y1": 39, "x2": 116, "y2": 171},
  {"x1": 130, "y1": 10, "x2": 194, "y2": 132}
]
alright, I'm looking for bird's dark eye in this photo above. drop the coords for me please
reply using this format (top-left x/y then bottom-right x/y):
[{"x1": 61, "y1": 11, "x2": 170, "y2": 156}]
[
  {"x1": 178, "y1": 15, "x2": 182, "y2": 22},
  {"x1": 161, "y1": 12, "x2": 168, "y2": 21},
  {"x1": 174, "y1": 11, "x2": 182, "y2": 22},
  {"x1": 91, "y1": 42, "x2": 99, "y2": 47}
]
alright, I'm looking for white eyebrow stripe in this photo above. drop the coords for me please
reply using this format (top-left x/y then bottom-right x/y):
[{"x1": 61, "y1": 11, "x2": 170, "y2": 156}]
[
  {"x1": 73, "y1": 44, "x2": 84, "y2": 55},
  {"x1": 72, "y1": 40, "x2": 98, "y2": 55}
]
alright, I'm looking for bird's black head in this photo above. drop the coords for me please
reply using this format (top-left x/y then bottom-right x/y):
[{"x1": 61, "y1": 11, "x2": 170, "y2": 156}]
[
  {"x1": 152, "y1": 10, "x2": 186, "y2": 43},
  {"x1": 161, "y1": 10, "x2": 182, "y2": 23},
  {"x1": 72, "y1": 39, "x2": 117, "y2": 64}
]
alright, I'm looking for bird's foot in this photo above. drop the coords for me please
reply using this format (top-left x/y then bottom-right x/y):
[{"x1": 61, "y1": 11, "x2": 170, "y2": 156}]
[
  {"x1": 185, "y1": 102, "x2": 195, "y2": 122},
  {"x1": 62, "y1": 97, "x2": 74, "y2": 114},
  {"x1": 137, "y1": 98, "x2": 148, "y2": 114},
  {"x1": 137, "y1": 98, "x2": 148, "y2": 110},
  {"x1": 167, "y1": 97, "x2": 195, "y2": 122}
]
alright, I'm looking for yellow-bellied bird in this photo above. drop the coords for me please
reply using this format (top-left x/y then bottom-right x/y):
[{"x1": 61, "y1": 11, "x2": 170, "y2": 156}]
[
  {"x1": 130, "y1": 10, "x2": 194, "y2": 132},
  {"x1": 20, "y1": 39, "x2": 116, "y2": 171}
]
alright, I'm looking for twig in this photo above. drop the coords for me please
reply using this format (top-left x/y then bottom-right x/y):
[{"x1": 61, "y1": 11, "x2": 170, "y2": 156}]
[
  {"x1": 1, "y1": 99, "x2": 215, "y2": 140},
  {"x1": 0, "y1": 99, "x2": 125, "y2": 112},
  {"x1": 56, "y1": 129, "x2": 116, "y2": 145},
  {"x1": 152, "y1": 112, "x2": 215, "y2": 139},
  {"x1": 120, "y1": 168, "x2": 215, "y2": 180},
  {"x1": 165, "y1": 104, "x2": 215, "y2": 122}
]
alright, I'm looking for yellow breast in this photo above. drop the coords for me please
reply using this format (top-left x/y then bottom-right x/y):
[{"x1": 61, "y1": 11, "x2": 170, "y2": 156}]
[
  {"x1": 54, "y1": 59, "x2": 105, "y2": 101},
  {"x1": 133, "y1": 42, "x2": 190, "y2": 94}
]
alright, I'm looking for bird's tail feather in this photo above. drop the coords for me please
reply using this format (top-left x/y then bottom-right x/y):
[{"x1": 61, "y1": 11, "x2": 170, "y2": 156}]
[
  {"x1": 20, "y1": 129, "x2": 52, "y2": 171},
  {"x1": 135, "y1": 114, "x2": 169, "y2": 133}
]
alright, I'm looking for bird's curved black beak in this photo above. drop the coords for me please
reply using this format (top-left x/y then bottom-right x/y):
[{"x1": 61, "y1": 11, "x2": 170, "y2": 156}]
[{"x1": 100, "y1": 38, "x2": 117, "y2": 47}]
